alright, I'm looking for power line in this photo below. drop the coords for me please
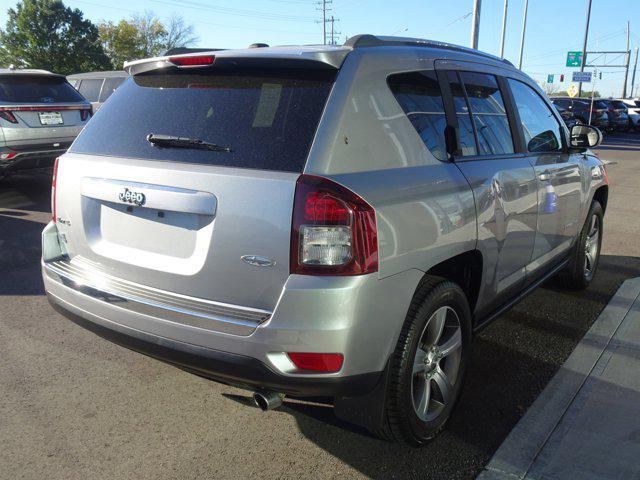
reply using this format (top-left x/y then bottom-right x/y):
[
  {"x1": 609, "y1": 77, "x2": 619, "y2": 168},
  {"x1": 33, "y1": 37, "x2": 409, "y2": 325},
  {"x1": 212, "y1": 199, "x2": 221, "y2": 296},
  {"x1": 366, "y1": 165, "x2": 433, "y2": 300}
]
[{"x1": 151, "y1": 0, "x2": 317, "y2": 22}]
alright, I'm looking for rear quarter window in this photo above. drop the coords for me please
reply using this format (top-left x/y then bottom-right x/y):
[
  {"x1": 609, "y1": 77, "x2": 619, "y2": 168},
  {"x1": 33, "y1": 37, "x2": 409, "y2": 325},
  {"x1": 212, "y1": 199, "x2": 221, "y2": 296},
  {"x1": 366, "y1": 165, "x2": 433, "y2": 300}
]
[{"x1": 70, "y1": 67, "x2": 336, "y2": 173}]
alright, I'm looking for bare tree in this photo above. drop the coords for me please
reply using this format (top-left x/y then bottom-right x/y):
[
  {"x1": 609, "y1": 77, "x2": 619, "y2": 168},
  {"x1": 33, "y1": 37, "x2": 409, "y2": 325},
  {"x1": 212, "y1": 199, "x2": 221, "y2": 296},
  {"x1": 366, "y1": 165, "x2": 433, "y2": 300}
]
[
  {"x1": 164, "y1": 14, "x2": 199, "y2": 51},
  {"x1": 539, "y1": 81, "x2": 560, "y2": 96}
]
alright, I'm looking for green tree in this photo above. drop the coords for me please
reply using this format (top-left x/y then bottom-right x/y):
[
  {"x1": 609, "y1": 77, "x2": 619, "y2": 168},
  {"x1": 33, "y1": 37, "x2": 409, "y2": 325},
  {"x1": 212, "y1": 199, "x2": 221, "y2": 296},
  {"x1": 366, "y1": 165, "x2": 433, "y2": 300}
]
[
  {"x1": 0, "y1": 0, "x2": 111, "y2": 75},
  {"x1": 99, "y1": 13, "x2": 198, "y2": 69}
]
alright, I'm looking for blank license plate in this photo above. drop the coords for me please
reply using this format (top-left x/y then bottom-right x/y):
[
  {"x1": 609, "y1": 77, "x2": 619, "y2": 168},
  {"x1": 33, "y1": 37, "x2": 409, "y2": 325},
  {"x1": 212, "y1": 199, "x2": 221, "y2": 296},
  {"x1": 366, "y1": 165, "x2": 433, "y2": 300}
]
[{"x1": 39, "y1": 112, "x2": 63, "y2": 125}]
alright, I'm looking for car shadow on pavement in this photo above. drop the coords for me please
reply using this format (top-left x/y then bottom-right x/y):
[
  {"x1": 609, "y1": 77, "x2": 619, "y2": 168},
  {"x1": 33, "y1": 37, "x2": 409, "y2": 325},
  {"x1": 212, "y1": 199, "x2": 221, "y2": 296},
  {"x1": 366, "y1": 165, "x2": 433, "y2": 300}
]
[{"x1": 230, "y1": 253, "x2": 640, "y2": 480}]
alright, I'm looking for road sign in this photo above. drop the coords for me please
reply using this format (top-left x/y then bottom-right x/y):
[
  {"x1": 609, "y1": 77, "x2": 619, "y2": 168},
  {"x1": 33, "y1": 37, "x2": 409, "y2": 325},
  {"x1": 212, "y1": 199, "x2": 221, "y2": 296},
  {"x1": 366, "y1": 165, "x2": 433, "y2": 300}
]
[
  {"x1": 547, "y1": 74, "x2": 554, "y2": 83},
  {"x1": 566, "y1": 51, "x2": 583, "y2": 67},
  {"x1": 572, "y1": 71, "x2": 592, "y2": 83},
  {"x1": 567, "y1": 84, "x2": 579, "y2": 97}
]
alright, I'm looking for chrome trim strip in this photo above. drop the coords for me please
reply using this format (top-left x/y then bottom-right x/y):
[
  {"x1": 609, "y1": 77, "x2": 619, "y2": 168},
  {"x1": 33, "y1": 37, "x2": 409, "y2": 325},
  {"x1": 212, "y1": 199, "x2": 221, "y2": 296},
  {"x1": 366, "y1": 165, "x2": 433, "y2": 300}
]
[{"x1": 43, "y1": 257, "x2": 271, "y2": 336}]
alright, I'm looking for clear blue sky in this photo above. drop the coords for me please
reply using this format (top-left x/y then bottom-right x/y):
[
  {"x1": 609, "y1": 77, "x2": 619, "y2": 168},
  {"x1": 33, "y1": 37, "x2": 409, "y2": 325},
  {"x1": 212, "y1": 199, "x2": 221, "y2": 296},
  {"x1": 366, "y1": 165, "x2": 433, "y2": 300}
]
[{"x1": 2, "y1": 0, "x2": 639, "y2": 97}]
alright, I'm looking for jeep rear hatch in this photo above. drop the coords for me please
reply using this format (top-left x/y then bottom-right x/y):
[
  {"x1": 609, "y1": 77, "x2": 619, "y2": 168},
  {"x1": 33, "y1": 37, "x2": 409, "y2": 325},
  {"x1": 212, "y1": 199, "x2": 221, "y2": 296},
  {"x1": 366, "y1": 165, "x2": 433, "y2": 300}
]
[{"x1": 57, "y1": 59, "x2": 337, "y2": 313}]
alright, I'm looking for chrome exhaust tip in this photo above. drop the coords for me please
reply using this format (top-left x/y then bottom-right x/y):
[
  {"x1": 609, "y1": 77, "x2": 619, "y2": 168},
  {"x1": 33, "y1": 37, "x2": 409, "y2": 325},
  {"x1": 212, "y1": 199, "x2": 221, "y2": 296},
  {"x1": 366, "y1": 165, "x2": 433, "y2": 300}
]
[{"x1": 253, "y1": 390, "x2": 284, "y2": 411}]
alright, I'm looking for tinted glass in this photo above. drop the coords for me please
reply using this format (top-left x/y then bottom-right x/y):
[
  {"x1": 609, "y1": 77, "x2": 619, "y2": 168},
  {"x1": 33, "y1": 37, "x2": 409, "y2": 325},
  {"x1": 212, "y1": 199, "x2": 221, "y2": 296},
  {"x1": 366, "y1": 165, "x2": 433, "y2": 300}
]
[
  {"x1": 0, "y1": 75, "x2": 85, "y2": 103},
  {"x1": 78, "y1": 79, "x2": 103, "y2": 102},
  {"x1": 70, "y1": 68, "x2": 335, "y2": 172},
  {"x1": 388, "y1": 71, "x2": 447, "y2": 161},
  {"x1": 446, "y1": 71, "x2": 477, "y2": 156},
  {"x1": 99, "y1": 77, "x2": 126, "y2": 102},
  {"x1": 508, "y1": 79, "x2": 563, "y2": 153},
  {"x1": 460, "y1": 72, "x2": 514, "y2": 155},
  {"x1": 552, "y1": 98, "x2": 570, "y2": 108}
]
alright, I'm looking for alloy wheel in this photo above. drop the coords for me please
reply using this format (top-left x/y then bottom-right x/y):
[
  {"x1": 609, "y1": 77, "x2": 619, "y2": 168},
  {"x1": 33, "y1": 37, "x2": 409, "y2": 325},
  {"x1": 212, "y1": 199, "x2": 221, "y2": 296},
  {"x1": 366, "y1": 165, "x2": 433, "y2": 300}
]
[
  {"x1": 584, "y1": 213, "x2": 600, "y2": 280},
  {"x1": 411, "y1": 306, "x2": 462, "y2": 422}
]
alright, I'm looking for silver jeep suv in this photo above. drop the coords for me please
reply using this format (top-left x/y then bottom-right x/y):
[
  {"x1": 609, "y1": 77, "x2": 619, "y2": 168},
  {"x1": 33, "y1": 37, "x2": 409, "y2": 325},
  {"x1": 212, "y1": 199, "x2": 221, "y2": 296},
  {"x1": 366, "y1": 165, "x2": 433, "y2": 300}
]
[
  {"x1": 42, "y1": 35, "x2": 609, "y2": 445},
  {"x1": 0, "y1": 68, "x2": 91, "y2": 175}
]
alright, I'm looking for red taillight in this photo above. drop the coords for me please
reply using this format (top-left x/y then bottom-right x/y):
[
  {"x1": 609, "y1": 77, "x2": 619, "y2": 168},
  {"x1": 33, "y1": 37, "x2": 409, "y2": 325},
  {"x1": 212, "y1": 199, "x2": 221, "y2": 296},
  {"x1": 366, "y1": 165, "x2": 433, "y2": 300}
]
[
  {"x1": 287, "y1": 352, "x2": 344, "y2": 372},
  {"x1": 51, "y1": 157, "x2": 59, "y2": 223},
  {"x1": 290, "y1": 174, "x2": 378, "y2": 276},
  {"x1": 80, "y1": 109, "x2": 91, "y2": 121},
  {"x1": 0, "y1": 152, "x2": 17, "y2": 159},
  {"x1": 0, "y1": 111, "x2": 18, "y2": 124},
  {"x1": 169, "y1": 55, "x2": 215, "y2": 67}
]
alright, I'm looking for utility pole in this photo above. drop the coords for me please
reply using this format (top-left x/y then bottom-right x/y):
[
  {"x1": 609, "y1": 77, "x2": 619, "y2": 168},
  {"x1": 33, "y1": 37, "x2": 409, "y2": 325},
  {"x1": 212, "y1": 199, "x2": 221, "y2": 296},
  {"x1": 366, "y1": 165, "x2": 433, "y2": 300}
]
[
  {"x1": 517, "y1": 0, "x2": 529, "y2": 70},
  {"x1": 470, "y1": 0, "x2": 482, "y2": 49},
  {"x1": 622, "y1": 21, "x2": 631, "y2": 98},
  {"x1": 578, "y1": 0, "x2": 593, "y2": 97},
  {"x1": 328, "y1": 16, "x2": 341, "y2": 45},
  {"x1": 499, "y1": 0, "x2": 508, "y2": 58},
  {"x1": 316, "y1": 0, "x2": 332, "y2": 45},
  {"x1": 631, "y1": 47, "x2": 639, "y2": 100}
]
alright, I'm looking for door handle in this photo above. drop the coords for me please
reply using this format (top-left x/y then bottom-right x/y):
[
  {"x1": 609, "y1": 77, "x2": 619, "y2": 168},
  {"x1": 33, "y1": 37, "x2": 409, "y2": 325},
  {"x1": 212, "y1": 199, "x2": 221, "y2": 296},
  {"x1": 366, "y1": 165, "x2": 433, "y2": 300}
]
[{"x1": 538, "y1": 172, "x2": 553, "y2": 181}]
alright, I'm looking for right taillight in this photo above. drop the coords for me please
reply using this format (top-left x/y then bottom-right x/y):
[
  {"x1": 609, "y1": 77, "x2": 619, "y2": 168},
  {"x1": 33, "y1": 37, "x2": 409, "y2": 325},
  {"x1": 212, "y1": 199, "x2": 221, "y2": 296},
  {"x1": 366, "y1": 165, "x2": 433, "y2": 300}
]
[
  {"x1": 0, "y1": 110, "x2": 18, "y2": 124},
  {"x1": 290, "y1": 174, "x2": 378, "y2": 276},
  {"x1": 51, "y1": 157, "x2": 59, "y2": 223}
]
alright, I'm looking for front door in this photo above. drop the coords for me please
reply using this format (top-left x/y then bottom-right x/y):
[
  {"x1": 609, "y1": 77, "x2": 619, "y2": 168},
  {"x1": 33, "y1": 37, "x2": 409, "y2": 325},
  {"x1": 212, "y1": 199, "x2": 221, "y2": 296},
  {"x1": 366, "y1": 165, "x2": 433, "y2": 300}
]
[{"x1": 505, "y1": 78, "x2": 582, "y2": 278}]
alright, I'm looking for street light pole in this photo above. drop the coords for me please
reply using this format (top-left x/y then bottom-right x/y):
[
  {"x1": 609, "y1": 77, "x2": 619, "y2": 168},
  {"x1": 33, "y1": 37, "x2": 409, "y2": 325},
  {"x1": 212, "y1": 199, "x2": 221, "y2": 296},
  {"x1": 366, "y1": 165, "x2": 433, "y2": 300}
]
[
  {"x1": 578, "y1": 0, "x2": 593, "y2": 97},
  {"x1": 499, "y1": 0, "x2": 508, "y2": 58},
  {"x1": 470, "y1": 0, "x2": 482, "y2": 49},
  {"x1": 517, "y1": 0, "x2": 529, "y2": 70}
]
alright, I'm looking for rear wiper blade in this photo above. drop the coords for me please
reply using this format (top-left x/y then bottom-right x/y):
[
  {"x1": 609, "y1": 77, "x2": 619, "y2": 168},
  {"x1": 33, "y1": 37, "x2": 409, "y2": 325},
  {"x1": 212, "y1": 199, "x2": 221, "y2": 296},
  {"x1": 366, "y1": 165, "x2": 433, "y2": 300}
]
[{"x1": 146, "y1": 134, "x2": 232, "y2": 152}]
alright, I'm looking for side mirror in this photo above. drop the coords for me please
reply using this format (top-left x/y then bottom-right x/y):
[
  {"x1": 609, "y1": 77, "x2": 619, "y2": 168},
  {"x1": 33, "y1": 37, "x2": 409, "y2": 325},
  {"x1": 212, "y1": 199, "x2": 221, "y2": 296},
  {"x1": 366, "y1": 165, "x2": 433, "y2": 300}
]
[{"x1": 570, "y1": 124, "x2": 602, "y2": 149}]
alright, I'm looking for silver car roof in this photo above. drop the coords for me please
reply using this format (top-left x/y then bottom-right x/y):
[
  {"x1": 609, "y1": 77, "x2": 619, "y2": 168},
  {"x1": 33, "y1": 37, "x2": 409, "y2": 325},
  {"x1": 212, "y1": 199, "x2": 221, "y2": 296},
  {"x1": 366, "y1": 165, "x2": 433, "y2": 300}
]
[{"x1": 123, "y1": 34, "x2": 515, "y2": 75}]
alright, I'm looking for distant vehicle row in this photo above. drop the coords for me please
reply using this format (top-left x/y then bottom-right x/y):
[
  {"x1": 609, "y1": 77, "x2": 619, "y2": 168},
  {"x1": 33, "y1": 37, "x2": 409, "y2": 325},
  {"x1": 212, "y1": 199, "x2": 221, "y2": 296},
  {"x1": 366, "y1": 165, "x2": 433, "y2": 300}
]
[{"x1": 551, "y1": 97, "x2": 640, "y2": 132}]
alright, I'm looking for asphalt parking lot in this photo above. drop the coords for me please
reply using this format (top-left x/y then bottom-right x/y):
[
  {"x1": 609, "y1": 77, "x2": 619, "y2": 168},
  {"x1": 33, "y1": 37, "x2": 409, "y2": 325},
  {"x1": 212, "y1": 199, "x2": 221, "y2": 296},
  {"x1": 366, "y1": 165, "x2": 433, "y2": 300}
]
[{"x1": 1, "y1": 133, "x2": 639, "y2": 480}]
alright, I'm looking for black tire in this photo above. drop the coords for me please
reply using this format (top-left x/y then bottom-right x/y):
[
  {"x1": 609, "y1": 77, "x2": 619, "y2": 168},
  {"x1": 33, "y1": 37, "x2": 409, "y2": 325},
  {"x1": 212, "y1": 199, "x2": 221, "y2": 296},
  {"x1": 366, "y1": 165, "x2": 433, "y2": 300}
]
[
  {"x1": 559, "y1": 200, "x2": 603, "y2": 290},
  {"x1": 381, "y1": 276, "x2": 472, "y2": 446}
]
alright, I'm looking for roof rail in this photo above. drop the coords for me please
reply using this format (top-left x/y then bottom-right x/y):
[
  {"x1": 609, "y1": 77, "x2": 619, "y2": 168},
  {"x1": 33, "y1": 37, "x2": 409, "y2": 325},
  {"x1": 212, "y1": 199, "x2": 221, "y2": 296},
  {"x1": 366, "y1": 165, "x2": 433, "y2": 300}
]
[
  {"x1": 163, "y1": 47, "x2": 226, "y2": 56},
  {"x1": 248, "y1": 43, "x2": 269, "y2": 49},
  {"x1": 344, "y1": 34, "x2": 514, "y2": 67}
]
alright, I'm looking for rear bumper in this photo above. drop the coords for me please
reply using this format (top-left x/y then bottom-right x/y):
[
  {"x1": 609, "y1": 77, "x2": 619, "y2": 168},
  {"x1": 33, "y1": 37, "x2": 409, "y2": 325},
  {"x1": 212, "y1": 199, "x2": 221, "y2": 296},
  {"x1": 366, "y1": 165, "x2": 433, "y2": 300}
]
[
  {"x1": 47, "y1": 294, "x2": 380, "y2": 397},
  {"x1": 42, "y1": 222, "x2": 421, "y2": 397},
  {"x1": 0, "y1": 142, "x2": 73, "y2": 172}
]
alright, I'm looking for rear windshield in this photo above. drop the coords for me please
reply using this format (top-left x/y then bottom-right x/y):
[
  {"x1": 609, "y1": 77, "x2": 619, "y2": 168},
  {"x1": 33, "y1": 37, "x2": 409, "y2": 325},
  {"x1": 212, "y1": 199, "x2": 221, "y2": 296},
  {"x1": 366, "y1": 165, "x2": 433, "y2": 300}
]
[
  {"x1": 0, "y1": 74, "x2": 85, "y2": 103},
  {"x1": 70, "y1": 67, "x2": 336, "y2": 172}
]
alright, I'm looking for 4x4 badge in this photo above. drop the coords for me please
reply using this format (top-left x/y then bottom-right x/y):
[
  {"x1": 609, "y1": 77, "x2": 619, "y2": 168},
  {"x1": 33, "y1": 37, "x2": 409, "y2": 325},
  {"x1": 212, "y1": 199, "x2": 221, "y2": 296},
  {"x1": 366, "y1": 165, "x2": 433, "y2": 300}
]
[{"x1": 118, "y1": 187, "x2": 146, "y2": 206}]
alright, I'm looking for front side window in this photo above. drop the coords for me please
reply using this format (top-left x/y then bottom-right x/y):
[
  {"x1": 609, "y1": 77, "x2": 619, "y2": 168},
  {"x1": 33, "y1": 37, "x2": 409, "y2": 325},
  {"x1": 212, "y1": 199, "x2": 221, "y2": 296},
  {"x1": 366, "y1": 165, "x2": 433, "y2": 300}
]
[
  {"x1": 459, "y1": 72, "x2": 514, "y2": 155},
  {"x1": 387, "y1": 71, "x2": 447, "y2": 161},
  {"x1": 508, "y1": 79, "x2": 563, "y2": 153}
]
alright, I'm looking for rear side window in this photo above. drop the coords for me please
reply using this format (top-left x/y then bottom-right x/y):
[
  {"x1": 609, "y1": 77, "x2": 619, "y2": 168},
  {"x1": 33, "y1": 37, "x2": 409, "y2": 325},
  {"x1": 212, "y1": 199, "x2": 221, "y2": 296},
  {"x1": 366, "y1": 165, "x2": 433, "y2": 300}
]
[
  {"x1": 0, "y1": 75, "x2": 85, "y2": 103},
  {"x1": 507, "y1": 79, "x2": 562, "y2": 153},
  {"x1": 459, "y1": 72, "x2": 514, "y2": 155},
  {"x1": 70, "y1": 67, "x2": 336, "y2": 172},
  {"x1": 78, "y1": 79, "x2": 103, "y2": 102},
  {"x1": 446, "y1": 71, "x2": 477, "y2": 156},
  {"x1": 99, "y1": 77, "x2": 125, "y2": 102},
  {"x1": 387, "y1": 71, "x2": 447, "y2": 161}
]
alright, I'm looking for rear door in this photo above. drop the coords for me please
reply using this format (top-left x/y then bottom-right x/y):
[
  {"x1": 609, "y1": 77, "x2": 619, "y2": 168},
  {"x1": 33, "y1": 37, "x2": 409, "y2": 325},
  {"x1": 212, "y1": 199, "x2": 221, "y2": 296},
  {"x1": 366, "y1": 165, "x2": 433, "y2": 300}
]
[
  {"x1": 505, "y1": 78, "x2": 582, "y2": 278},
  {"x1": 56, "y1": 64, "x2": 336, "y2": 311},
  {"x1": 435, "y1": 62, "x2": 538, "y2": 315},
  {"x1": 77, "y1": 78, "x2": 104, "y2": 112}
]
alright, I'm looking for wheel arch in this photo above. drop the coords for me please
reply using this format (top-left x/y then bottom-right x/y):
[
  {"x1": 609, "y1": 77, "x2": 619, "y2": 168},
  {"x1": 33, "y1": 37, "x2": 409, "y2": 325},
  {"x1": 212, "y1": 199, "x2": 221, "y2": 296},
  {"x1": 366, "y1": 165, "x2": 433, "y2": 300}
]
[{"x1": 593, "y1": 184, "x2": 609, "y2": 214}]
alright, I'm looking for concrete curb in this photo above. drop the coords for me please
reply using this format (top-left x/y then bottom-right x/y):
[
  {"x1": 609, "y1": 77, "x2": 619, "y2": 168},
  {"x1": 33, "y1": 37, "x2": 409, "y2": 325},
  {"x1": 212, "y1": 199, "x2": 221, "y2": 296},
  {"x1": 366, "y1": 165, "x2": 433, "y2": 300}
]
[{"x1": 477, "y1": 277, "x2": 640, "y2": 480}]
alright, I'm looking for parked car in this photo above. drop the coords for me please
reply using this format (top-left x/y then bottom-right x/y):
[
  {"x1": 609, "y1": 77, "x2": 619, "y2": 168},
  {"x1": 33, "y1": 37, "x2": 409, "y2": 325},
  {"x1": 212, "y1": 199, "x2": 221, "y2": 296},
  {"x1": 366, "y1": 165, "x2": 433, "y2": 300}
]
[
  {"x1": 550, "y1": 97, "x2": 609, "y2": 130},
  {"x1": 600, "y1": 99, "x2": 629, "y2": 131},
  {"x1": 0, "y1": 68, "x2": 91, "y2": 176},
  {"x1": 612, "y1": 98, "x2": 640, "y2": 131},
  {"x1": 553, "y1": 104, "x2": 578, "y2": 129},
  {"x1": 67, "y1": 71, "x2": 128, "y2": 112},
  {"x1": 42, "y1": 35, "x2": 609, "y2": 445}
]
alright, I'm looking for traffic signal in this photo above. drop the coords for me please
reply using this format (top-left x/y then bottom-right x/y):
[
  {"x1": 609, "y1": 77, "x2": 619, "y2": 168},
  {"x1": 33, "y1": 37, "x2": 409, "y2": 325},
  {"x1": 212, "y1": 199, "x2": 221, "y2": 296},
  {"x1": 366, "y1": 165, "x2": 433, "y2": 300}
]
[{"x1": 560, "y1": 74, "x2": 565, "y2": 82}]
